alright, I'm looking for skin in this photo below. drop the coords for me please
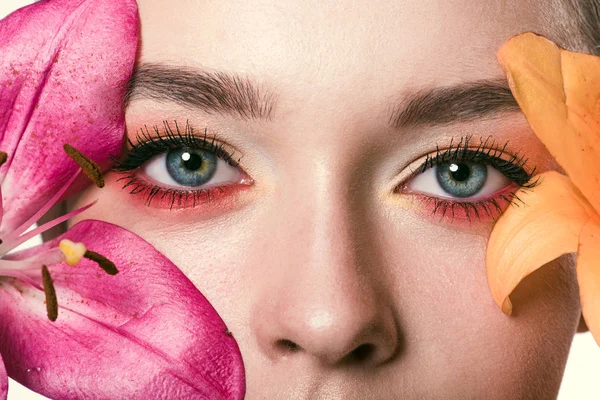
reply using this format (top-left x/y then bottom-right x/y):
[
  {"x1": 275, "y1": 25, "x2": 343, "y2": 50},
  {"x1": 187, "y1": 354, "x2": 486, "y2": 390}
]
[{"x1": 68, "y1": 0, "x2": 583, "y2": 398}]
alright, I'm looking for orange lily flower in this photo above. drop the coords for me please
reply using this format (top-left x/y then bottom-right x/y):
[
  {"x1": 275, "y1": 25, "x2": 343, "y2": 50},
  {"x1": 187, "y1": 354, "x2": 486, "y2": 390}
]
[{"x1": 486, "y1": 32, "x2": 600, "y2": 344}]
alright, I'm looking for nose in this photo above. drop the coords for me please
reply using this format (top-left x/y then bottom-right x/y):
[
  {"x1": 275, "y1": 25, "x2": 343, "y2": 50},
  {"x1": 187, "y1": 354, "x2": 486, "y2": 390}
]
[
  {"x1": 254, "y1": 283, "x2": 400, "y2": 367},
  {"x1": 251, "y1": 186, "x2": 400, "y2": 368}
]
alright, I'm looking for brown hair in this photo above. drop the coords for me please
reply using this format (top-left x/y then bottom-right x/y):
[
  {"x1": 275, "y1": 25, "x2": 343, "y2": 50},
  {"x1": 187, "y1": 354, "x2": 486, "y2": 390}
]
[
  {"x1": 562, "y1": 0, "x2": 600, "y2": 54},
  {"x1": 575, "y1": 0, "x2": 600, "y2": 54}
]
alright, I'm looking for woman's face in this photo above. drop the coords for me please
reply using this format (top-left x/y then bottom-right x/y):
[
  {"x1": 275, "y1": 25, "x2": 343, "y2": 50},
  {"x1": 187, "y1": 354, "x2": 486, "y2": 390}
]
[{"x1": 70, "y1": 0, "x2": 581, "y2": 398}]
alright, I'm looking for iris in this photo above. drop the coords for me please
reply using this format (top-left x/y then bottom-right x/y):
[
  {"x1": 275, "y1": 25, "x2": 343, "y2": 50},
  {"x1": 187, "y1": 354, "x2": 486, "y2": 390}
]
[
  {"x1": 436, "y1": 162, "x2": 487, "y2": 198},
  {"x1": 166, "y1": 148, "x2": 217, "y2": 186}
]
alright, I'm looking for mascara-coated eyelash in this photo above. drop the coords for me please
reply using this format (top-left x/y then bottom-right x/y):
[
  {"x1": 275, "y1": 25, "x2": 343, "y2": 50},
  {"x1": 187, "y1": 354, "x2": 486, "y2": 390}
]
[
  {"x1": 415, "y1": 135, "x2": 538, "y2": 187},
  {"x1": 111, "y1": 120, "x2": 249, "y2": 209},
  {"x1": 400, "y1": 135, "x2": 540, "y2": 223},
  {"x1": 112, "y1": 120, "x2": 242, "y2": 173}
]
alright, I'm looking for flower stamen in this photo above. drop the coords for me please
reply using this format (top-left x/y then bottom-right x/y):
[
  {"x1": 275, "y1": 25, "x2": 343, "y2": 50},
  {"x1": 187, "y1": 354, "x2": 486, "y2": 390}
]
[
  {"x1": 41, "y1": 265, "x2": 58, "y2": 322},
  {"x1": 84, "y1": 250, "x2": 118, "y2": 275},
  {"x1": 63, "y1": 144, "x2": 104, "y2": 188},
  {"x1": 0, "y1": 144, "x2": 118, "y2": 323}
]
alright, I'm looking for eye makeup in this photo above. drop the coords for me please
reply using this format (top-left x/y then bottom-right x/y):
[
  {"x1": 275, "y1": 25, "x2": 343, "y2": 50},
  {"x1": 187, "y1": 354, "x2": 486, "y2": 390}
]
[
  {"x1": 111, "y1": 120, "x2": 253, "y2": 210},
  {"x1": 398, "y1": 135, "x2": 540, "y2": 223},
  {"x1": 112, "y1": 122, "x2": 539, "y2": 224}
]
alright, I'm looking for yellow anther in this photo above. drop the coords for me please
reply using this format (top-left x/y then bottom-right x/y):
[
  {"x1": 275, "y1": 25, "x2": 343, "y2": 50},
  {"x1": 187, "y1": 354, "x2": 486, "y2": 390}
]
[{"x1": 59, "y1": 239, "x2": 87, "y2": 266}]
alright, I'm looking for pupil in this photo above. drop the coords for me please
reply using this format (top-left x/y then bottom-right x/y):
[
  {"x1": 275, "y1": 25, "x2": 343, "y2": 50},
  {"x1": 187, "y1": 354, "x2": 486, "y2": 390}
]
[
  {"x1": 449, "y1": 163, "x2": 470, "y2": 182},
  {"x1": 182, "y1": 152, "x2": 203, "y2": 171}
]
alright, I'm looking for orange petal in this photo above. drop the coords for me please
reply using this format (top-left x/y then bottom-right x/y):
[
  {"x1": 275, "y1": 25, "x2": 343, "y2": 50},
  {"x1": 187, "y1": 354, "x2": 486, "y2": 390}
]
[
  {"x1": 577, "y1": 216, "x2": 600, "y2": 345},
  {"x1": 486, "y1": 171, "x2": 593, "y2": 314},
  {"x1": 497, "y1": 33, "x2": 600, "y2": 213}
]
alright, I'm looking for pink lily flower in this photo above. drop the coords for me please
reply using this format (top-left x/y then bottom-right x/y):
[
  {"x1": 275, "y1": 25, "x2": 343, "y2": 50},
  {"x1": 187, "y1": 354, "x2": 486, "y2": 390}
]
[{"x1": 0, "y1": 1, "x2": 245, "y2": 399}]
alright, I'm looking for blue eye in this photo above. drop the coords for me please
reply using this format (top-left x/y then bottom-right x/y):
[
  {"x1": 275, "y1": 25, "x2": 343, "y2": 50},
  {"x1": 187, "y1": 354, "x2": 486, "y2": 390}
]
[
  {"x1": 142, "y1": 147, "x2": 243, "y2": 189},
  {"x1": 409, "y1": 162, "x2": 510, "y2": 200},
  {"x1": 166, "y1": 148, "x2": 217, "y2": 187},
  {"x1": 111, "y1": 121, "x2": 255, "y2": 209}
]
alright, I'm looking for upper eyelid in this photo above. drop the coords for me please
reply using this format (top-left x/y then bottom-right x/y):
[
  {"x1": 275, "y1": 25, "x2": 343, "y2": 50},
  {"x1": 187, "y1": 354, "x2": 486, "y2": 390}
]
[
  {"x1": 416, "y1": 136, "x2": 533, "y2": 171},
  {"x1": 419, "y1": 150, "x2": 532, "y2": 179},
  {"x1": 112, "y1": 121, "x2": 244, "y2": 172},
  {"x1": 418, "y1": 148, "x2": 531, "y2": 173},
  {"x1": 391, "y1": 136, "x2": 537, "y2": 193}
]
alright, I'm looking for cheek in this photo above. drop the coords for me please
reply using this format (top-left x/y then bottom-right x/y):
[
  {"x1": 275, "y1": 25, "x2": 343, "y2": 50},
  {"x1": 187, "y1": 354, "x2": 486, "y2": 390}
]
[
  {"x1": 67, "y1": 175, "x2": 258, "y2": 325},
  {"x1": 70, "y1": 179, "x2": 580, "y2": 395},
  {"x1": 377, "y1": 213, "x2": 579, "y2": 393}
]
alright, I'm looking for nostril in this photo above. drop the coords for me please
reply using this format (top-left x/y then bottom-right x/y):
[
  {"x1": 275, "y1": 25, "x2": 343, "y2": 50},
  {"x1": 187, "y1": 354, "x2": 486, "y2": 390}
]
[
  {"x1": 276, "y1": 339, "x2": 301, "y2": 353},
  {"x1": 349, "y1": 343, "x2": 375, "y2": 362}
]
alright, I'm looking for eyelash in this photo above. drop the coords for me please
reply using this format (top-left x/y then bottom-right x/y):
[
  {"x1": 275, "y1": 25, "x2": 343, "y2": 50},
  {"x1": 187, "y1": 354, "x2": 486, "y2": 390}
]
[
  {"x1": 111, "y1": 121, "x2": 244, "y2": 209},
  {"x1": 400, "y1": 135, "x2": 540, "y2": 222},
  {"x1": 112, "y1": 126, "x2": 538, "y2": 220}
]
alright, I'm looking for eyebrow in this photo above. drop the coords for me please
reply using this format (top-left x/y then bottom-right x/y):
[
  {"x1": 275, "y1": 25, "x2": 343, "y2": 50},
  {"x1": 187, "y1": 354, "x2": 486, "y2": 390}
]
[
  {"x1": 126, "y1": 65, "x2": 518, "y2": 128},
  {"x1": 125, "y1": 63, "x2": 276, "y2": 120},
  {"x1": 388, "y1": 79, "x2": 520, "y2": 129}
]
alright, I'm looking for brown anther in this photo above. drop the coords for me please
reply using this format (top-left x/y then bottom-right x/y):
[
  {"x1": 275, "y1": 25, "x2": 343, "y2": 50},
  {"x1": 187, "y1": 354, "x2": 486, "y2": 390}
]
[
  {"x1": 63, "y1": 144, "x2": 104, "y2": 188},
  {"x1": 84, "y1": 250, "x2": 118, "y2": 275},
  {"x1": 0, "y1": 151, "x2": 7, "y2": 168},
  {"x1": 41, "y1": 265, "x2": 58, "y2": 322}
]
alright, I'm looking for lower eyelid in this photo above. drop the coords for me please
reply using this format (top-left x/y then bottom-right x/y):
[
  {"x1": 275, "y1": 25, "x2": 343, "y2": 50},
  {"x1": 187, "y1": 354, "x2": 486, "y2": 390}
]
[
  {"x1": 409, "y1": 184, "x2": 520, "y2": 225},
  {"x1": 115, "y1": 173, "x2": 254, "y2": 211}
]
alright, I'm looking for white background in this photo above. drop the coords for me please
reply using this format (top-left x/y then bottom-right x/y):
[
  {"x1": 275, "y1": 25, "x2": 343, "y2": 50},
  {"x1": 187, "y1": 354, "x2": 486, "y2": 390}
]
[{"x1": 1, "y1": 1, "x2": 600, "y2": 398}]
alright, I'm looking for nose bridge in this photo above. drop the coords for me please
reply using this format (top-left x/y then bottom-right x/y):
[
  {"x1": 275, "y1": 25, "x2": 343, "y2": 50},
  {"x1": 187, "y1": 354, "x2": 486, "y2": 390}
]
[
  {"x1": 285, "y1": 157, "x2": 369, "y2": 309},
  {"x1": 301, "y1": 156, "x2": 357, "y2": 269},
  {"x1": 276, "y1": 149, "x2": 367, "y2": 277},
  {"x1": 251, "y1": 150, "x2": 399, "y2": 367}
]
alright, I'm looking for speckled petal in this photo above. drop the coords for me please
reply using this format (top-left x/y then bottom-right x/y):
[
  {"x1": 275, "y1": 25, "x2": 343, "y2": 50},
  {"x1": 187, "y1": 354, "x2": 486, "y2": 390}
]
[
  {"x1": 0, "y1": 220, "x2": 245, "y2": 400},
  {"x1": 0, "y1": 0, "x2": 138, "y2": 235},
  {"x1": 497, "y1": 32, "x2": 600, "y2": 213}
]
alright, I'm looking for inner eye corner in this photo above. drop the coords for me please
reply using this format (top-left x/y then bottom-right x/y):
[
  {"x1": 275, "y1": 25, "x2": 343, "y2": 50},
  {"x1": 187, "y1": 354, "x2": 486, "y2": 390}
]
[{"x1": 392, "y1": 171, "x2": 417, "y2": 195}]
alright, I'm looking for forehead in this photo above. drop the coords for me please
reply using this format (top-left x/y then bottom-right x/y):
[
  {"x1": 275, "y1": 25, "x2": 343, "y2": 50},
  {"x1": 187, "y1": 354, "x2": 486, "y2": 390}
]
[
  {"x1": 139, "y1": 0, "x2": 544, "y2": 70},
  {"x1": 136, "y1": 0, "x2": 553, "y2": 86}
]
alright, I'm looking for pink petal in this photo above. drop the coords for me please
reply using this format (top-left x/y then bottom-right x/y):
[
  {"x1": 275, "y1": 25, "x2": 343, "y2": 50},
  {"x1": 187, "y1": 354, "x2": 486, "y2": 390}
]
[
  {"x1": 0, "y1": 220, "x2": 245, "y2": 400},
  {"x1": 0, "y1": 355, "x2": 6, "y2": 400},
  {"x1": 0, "y1": 0, "x2": 138, "y2": 234}
]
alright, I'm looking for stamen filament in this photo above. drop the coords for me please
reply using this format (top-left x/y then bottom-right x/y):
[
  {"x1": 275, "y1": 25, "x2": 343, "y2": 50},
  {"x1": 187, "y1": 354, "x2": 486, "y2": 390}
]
[
  {"x1": 0, "y1": 169, "x2": 81, "y2": 255},
  {"x1": 0, "y1": 247, "x2": 65, "y2": 272},
  {"x1": 0, "y1": 269, "x2": 43, "y2": 291},
  {"x1": 0, "y1": 200, "x2": 96, "y2": 254},
  {"x1": 41, "y1": 265, "x2": 58, "y2": 321}
]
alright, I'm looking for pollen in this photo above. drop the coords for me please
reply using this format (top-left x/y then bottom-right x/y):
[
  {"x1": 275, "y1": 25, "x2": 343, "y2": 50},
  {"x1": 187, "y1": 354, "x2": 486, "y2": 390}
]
[
  {"x1": 63, "y1": 144, "x2": 105, "y2": 188},
  {"x1": 84, "y1": 250, "x2": 118, "y2": 275},
  {"x1": 59, "y1": 239, "x2": 87, "y2": 266},
  {"x1": 42, "y1": 265, "x2": 58, "y2": 322}
]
